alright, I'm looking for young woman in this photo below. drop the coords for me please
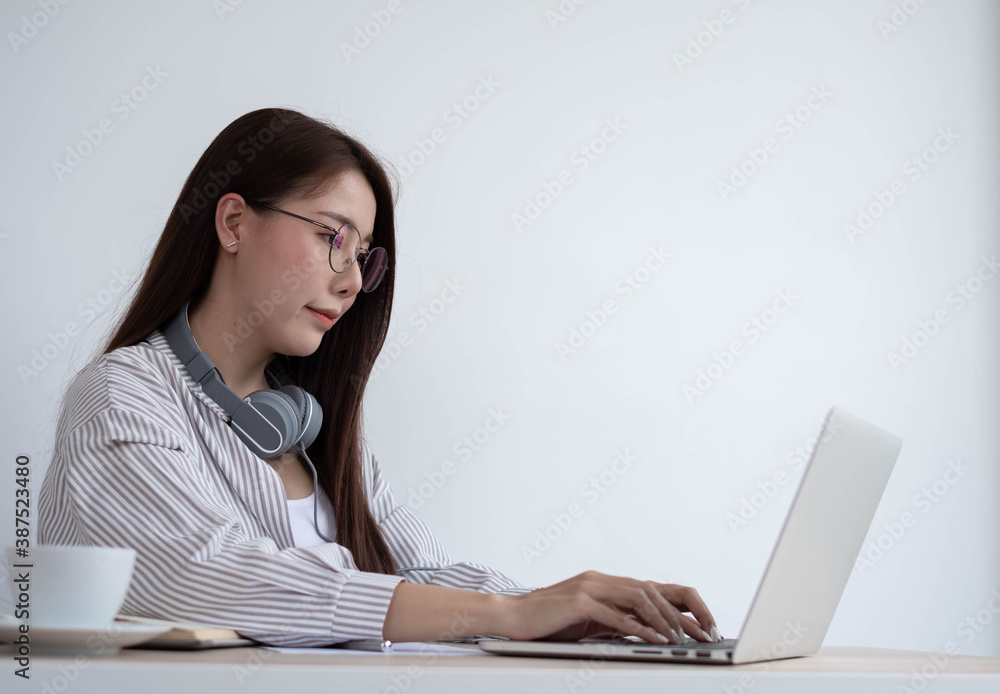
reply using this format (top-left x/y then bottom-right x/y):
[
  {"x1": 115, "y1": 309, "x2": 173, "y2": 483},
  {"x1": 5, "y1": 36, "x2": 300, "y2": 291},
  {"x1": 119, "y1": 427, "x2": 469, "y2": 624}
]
[{"x1": 38, "y1": 107, "x2": 721, "y2": 647}]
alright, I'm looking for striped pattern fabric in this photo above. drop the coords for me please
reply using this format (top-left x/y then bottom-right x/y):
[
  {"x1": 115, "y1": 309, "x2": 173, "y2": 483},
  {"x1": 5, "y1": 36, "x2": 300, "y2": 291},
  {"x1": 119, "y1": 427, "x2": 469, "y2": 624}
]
[{"x1": 39, "y1": 328, "x2": 535, "y2": 646}]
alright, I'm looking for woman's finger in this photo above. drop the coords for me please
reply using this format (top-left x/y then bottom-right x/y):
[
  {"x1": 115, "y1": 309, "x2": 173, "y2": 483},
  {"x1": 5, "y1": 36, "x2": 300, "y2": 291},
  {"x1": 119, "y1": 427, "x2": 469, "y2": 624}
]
[
  {"x1": 566, "y1": 572, "x2": 686, "y2": 638},
  {"x1": 522, "y1": 571, "x2": 721, "y2": 643},
  {"x1": 563, "y1": 572, "x2": 717, "y2": 636},
  {"x1": 659, "y1": 584, "x2": 718, "y2": 637},
  {"x1": 582, "y1": 580, "x2": 685, "y2": 643},
  {"x1": 677, "y1": 613, "x2": 715, "y2": 641},
  {"x1": 606, "y1": 579, "x2": 718, "y2": 642},
  {"x1": 591, "y1": 601, "x2": 671, "y2": 644}
]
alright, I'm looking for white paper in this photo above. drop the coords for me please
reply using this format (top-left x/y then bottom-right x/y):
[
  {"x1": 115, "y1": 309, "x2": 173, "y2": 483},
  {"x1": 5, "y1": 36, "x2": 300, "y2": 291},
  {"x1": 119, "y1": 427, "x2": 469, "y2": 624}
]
[{"x1": 262, "y1": 642, "x2": 479, "y2": 656}]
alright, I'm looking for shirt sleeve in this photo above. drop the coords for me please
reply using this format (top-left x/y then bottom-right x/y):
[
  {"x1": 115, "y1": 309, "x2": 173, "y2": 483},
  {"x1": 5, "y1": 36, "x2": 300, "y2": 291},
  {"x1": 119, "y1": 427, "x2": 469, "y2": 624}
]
[
  {"x1": 39, "y1": 407, "x2": 404, "y2": 647},
  {"x1": 362, "y1": 439, "x2": 538, "y2": 597}
]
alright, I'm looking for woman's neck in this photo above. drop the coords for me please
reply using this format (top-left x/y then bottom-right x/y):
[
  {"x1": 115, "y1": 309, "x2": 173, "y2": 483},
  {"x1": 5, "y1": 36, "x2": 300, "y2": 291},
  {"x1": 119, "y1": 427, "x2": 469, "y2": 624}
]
[{"x1": 187, "y1": 296, "x2": 273, "y2": 399}]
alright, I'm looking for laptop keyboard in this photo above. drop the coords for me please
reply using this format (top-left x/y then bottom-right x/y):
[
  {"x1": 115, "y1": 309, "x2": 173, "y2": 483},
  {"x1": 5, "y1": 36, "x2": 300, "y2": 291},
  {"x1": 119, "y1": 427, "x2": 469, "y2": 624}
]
[
  {"x1": 673, "y1": 637, "x2": 737, "y2": 650},
  {"x1": 584, "y1": 635, "x2": 738, "y2": 650}
]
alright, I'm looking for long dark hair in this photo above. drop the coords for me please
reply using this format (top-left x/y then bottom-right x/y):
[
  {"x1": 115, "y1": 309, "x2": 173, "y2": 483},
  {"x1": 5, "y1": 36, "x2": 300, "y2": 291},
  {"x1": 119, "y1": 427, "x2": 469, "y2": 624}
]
[{"x1": 101, "y1": 107, "x2": 399, "y2": 575}]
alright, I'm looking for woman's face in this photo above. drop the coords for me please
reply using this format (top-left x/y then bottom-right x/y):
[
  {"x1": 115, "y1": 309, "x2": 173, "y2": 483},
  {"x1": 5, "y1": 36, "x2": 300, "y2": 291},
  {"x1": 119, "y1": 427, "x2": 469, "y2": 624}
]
[{"x1": 233, "y1": 169, "x2": 377, "y2": 359}]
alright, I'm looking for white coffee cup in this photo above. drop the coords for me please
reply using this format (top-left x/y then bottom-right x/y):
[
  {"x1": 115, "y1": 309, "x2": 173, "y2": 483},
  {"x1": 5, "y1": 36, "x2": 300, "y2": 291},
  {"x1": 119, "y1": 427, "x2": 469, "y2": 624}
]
[{"x1": 5, "y1": 545, "x2": 137, "y2": 628}]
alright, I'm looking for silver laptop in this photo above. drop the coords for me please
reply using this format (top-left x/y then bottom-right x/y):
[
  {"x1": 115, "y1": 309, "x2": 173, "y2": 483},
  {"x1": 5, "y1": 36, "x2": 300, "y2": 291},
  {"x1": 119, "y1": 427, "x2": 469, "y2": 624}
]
[{"x1": 479, "y1": 406, "x2": 903, "y2": 665}]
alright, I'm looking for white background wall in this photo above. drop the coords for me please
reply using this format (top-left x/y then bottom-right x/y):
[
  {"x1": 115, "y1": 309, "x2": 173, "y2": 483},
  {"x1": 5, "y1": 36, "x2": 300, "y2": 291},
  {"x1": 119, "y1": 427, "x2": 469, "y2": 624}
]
[{"x1": 1, "y1": 0, "x2": 997, "y2": 658}]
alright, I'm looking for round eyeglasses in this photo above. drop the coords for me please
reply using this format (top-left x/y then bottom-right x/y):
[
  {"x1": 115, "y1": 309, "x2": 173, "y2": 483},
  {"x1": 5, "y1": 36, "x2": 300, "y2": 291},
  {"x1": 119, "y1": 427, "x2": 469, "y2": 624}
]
[{"x1": 244, "y1": 198, "x2": 388, "y2": 293}]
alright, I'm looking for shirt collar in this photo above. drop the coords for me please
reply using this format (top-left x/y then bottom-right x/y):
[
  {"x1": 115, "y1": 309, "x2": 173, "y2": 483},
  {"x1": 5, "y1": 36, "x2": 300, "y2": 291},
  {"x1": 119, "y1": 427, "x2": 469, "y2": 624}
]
[{"x1": 142, "y1": 328, "x2": 229, "y2": 422}]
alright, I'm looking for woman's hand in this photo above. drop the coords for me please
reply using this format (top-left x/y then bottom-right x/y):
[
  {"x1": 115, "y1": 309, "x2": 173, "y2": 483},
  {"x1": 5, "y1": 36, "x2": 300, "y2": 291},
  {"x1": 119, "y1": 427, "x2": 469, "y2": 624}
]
[{"x1": 498, "y1": 570, "x2": 720, "y2": 644}]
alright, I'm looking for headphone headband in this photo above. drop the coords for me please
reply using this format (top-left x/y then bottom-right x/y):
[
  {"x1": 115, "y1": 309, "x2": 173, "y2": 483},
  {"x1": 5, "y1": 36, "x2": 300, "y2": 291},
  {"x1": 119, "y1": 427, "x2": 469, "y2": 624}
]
[
  {"x1": 157, "y1": 301, "x2": 449, "y2": 559},
  {"x1": 161, "y1": 301, "x2": 322, "y2": 458}
]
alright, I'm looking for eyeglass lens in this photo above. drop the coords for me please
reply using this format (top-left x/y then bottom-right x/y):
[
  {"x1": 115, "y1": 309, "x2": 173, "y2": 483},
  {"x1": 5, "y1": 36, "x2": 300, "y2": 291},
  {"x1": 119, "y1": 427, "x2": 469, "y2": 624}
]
[{"x1": 329, "y1": 225, "x2": 387, "y2": 292}]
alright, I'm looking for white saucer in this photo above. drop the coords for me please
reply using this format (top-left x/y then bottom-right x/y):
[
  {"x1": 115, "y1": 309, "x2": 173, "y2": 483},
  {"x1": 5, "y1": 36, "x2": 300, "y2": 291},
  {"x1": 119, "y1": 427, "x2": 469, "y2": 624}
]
[{"x1": 0, "y1": 615, "x2": 171, "y2": 654}]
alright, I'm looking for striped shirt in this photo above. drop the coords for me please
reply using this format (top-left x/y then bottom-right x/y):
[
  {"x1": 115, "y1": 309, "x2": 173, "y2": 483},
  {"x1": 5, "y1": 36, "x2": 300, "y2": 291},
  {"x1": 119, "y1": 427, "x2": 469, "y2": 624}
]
[
  {"x1": 39, "y1": 328, "x2": 535, "y2": 646},
  {"x1": 287, "y1": 488, "x2": 338, "y2": 547}
]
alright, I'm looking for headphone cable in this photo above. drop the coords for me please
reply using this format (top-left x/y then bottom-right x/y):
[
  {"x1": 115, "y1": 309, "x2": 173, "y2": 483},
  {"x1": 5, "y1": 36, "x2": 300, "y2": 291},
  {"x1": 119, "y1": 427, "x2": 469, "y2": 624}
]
[{"x1": 296, "y1": 443, "x2": 444, "y2": 574}]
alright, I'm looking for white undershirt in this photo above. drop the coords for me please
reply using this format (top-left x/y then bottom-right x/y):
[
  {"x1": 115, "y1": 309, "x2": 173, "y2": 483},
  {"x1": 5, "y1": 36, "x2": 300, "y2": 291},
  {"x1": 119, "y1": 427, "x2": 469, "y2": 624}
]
[{"x1": 286, "y1": 485, "x2": 337, "y2": 546}]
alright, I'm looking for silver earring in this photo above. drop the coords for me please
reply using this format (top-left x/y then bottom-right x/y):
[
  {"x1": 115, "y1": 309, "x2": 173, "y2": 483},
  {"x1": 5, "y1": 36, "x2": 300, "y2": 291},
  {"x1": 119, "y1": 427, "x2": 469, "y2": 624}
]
[{"x1": 227, "y1": 241, "x2": 238, "y2": 248}]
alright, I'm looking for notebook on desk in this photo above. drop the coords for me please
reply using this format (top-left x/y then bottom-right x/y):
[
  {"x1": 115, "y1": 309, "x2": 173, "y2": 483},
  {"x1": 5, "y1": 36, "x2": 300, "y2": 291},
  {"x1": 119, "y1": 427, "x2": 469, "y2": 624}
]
[
  {"x1": 479, "y1": 406, "x2": 903, "y2": 665},
  {"x1": 115, "y1": 615, "x2": 256, "y2": 649}
]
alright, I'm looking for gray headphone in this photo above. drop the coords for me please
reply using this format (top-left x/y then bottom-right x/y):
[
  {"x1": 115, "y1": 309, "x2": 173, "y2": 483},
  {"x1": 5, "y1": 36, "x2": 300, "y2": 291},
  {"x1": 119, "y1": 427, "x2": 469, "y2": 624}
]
[
  {"x1": 157, "y1": 301, "x2": 442, "y2": 573},
  {"x1": 162, "y1": 301, "x2": 321, "y2": 459}
]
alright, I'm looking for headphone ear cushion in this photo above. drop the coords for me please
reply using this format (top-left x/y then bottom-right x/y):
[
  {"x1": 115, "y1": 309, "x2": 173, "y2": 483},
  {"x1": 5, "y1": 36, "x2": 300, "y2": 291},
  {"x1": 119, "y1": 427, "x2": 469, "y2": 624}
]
[
  {"x1": 243, "y1": 389, "x2": 301, "y2": 456},
  {"x1": 277, "y1": 385, "x2": 323, "y2": 451}
]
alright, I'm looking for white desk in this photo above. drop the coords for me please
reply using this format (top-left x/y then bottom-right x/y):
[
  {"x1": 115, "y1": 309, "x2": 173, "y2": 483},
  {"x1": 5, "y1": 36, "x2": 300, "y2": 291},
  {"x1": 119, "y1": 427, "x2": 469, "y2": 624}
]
[{"x1": 4, "y1": 644, "x2": 999, "y2": 693}]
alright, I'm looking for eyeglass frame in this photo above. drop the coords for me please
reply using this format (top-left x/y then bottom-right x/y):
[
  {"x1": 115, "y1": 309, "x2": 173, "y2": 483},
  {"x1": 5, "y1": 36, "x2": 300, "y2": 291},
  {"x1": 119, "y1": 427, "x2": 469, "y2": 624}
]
[{"x1": 242, "y1": 197, "x2": 387, "y2": 290}]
